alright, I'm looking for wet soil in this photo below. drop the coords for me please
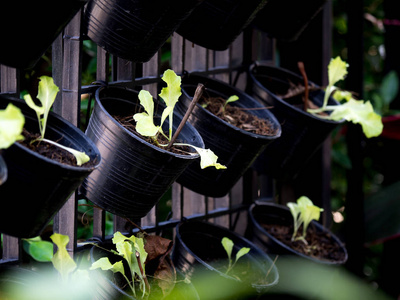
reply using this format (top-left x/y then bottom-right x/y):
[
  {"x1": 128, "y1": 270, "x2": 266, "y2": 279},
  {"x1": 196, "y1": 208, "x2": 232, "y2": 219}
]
[{"x1": 200, "y1": 96, "x2": 279, "y2": 136}]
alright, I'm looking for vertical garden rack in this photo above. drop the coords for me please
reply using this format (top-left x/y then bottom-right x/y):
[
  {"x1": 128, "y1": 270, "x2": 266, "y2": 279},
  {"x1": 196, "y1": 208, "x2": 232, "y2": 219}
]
[{"x1": 0, "y1": 2, "x2": 340, "y2": 266}]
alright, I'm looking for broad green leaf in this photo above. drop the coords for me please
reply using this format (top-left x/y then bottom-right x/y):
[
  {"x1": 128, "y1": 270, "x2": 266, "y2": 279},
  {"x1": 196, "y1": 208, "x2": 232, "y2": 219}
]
[
  {"x1": 221, "y1": 237, "x2": 234, "y2": 262},
  {"x1": 235, "y1": 247, "x2": 250, "y2": 264},
  {"x1": 42, "y1": 138, "x2": 90, "y2": 166},
  {"x1": 159, "y1": 69, "x2": 182, "y2": 140},
  {"x1": 90, "y1": 257, "x2": 125, "y2": 275},
  {"x1": 187, "y1": 145, "x2": 227, "y2": 169},
  {"x1": 50, "y1": 233, "x2": 77, "y2": 281},
  {"x1": 328, "y1": 99, "x2": 383, "y2": 138},
  {"x1": 23, "y1": 237, "x2": 53, "y2": 262},
  {"x1": 159, "y1": 69, "x2": 182, "y2": 108},
  {"x1": 328, "y1": 56, "x2": 348, "y2": 86},
  {"x1": 0, "y1": 103, "x2": 25, "y2": 149},
  {"x1": 134, "y1": 90, "x2": 160, "y2": 137}
]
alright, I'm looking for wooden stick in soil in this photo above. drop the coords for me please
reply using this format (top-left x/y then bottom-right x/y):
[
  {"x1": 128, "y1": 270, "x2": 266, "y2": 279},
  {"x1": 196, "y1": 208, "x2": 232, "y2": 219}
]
[
  {"x1": 297, "y1": 61, "x2": 309, "y2": 112},
  {"x1": 166, "y1": 83, "x2": 205, "y2": 150}
]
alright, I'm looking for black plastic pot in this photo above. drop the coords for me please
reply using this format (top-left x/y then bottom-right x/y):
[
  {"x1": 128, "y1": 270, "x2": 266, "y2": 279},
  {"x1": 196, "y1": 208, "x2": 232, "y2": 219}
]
[
  {"x1": 247, "y1": 63, "x2": 343, "y2": 181},
  {"x1": 246, "y1": 202, "x2": 348, "y2": 265},
  {"x1": 176, "y1": 0, "x2": 267, "y2": 51},
  {"x1": 0, "y1": 95, "x2": 101, "y2": 238},
  {"x1": 175, "y1": 74, "x2": 281, "y2": 197},
  {"x1": 81, "y1": 85, "x2": 204, "y2": 220},
  {"x1": 84, "y1": 0, "x2": 203, "y2": 63},
  {"x1": 0, "y1": 0, "x2": 87, "y2": 69},
  {"x1": 171, "y1": 220, "x2": 279, "y2": 299},
  {"x1": 252, "y1": 0, "x2": 328, "y2": 42}
]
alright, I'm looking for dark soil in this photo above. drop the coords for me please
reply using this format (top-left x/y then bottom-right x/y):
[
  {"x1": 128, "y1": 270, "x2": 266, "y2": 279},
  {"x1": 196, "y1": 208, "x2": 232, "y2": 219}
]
[
  {"x1": 262, "y1": 222, "x2": 346, "y2": 263},
  {"x1": 114, "y1": 115, "x2": 192, "y2": 156},
  {"x1": 18, "y1": 128, "x2": 93, "y2": 167},
  {"x1": 200, "y1": 96, "x2": 278, "y2": 136}
]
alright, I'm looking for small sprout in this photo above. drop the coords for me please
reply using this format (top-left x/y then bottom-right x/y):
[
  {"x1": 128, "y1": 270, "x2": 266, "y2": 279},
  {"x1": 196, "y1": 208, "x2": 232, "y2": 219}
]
[
  {"x1": 23, "y1": 76, "x2": 90, "y2": 166},
  {"x1": 287, "y1": 196, "x2": 324, "y2": 244},
  {"x1": 223, "y1": 95, "x2": 239, "y2": 112},
  {"x1": 221, "y1": 237, "x2": 250, "y2": 275},
  {"x1": 308, "y1": 56, "x2": 383, "y2": 138},
  {"x1": 0, "y1": 103, "x2": 25, "y2": 149}
]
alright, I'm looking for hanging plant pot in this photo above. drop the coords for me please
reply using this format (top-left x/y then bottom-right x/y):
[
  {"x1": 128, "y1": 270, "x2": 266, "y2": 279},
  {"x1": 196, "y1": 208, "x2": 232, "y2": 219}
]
[
  {"x1": 0, "y1": 95, "x2": 101, "y2": 238},
  {"x1": 0, "y1": 155, "x2": 7, "y2": 186},
  {"x1": 171, "y1": 220, "x2": 279, "y2": 299},
  {"x1": 175, "y1": 73, "x2": 281, "y2": 197},
  {"x1": 0, "y1": 0, "x2": 87, "y2": 69},
  {"x1": 247, "y1": 62, "x2": 343, "y2": 181},
  {"x1": 251, "y1": 0, "x2": 328, "y2": 42},
  {"x1": 246, "y1": 201, "x2": 348, "y2": 265},
  {"x1": 83, "y1": 0, "x2": 203, "y2": 63},
  {"x1": 80, "y1": 85, "x2": 204, "y2": 220},
  {"x1": 176, "y1": 0, "x2": 267, "y2": 51}
]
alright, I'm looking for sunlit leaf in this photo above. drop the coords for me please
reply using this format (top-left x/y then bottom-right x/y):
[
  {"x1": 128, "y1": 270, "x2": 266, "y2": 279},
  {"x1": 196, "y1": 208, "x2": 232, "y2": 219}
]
[
  {"x1": 0, "y1": 103, "x2": 25, "y2": 149},
  {"x1": 23, "y1": 237, "x2": 53, "y2": 262},
  {"x1": 50, "y1": 233, "x2": 77, "y2": 281},
  {"x1": 188, "y1": 145, "x2": 227, "y2": 169},
  {"x1": 235, "y1": 247, "x2": 250, "y2": 264},
  {"x1": 328, "y1": 56, "x2": 348, "y2": 86},
  {"x1": 221, "y1": 237, "x2": 233, "y2": 262}
]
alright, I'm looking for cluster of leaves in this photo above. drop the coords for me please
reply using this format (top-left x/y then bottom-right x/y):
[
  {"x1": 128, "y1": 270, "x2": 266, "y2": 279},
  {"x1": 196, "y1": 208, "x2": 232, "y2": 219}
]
[
  {"x1": 287, "y1": 196, "x2": 324, "y2": 244},
  {"x1": 90, "y1": 232, "x2": 149, "y2": 298},
  {"x1": 221, "y1": 237, "x2": 250, "y2": 276},
  {"x1": 133, "y1": 69, "x2": 226, "y2": 170},
  {"x1": 308, "y1": 56, "x2": 383, "y2": 138},
  {"x1": 23, "y1": 76, "x2": 90, "y2": 166}
]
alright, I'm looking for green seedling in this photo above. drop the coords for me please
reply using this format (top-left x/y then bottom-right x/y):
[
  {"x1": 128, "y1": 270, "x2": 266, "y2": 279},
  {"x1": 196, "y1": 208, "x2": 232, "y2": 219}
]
[
  {"x1": 221, "y1": 237, "x2": 250, "y2": 276},
  {"x1": 307, "y1": 56, "x2": 383, "y2": 138},
  {"x1": 287, "y1": 196, "x2": 324, "y2": 244},
  {"x1": 133, "y1": 69, "x2": 226, "y2": 170},
  {"x1": 0, "y1": 103, "x2": 25, "y2": 150},
  {"x1": 223, "y1": 95, "x2": 239, "y2": 112},
  {"x1": 23, "y1": 76, "x2": 90, "y2": 166},
  {"x1": 90, "y1": 231, "x2": 149, "y2": 299}
]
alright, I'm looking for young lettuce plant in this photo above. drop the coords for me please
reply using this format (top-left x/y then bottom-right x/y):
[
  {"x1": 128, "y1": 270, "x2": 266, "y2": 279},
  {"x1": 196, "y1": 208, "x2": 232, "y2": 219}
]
[
  {"x1": 308, "y1": 56, "x2": 383, "y2": 138},
  {"x1": 223, "y1": 95, "x2": 239, "y2": 112},
  {"x1": 133, "y1": 69, "x2": 226, "y2": 170},
  {"x1": 221, "y1": 237, "x2": 250, "y2": 276},
  {"x1": 287, "y1": 196, "x2": 324, "y2": 244},
  {"x1": 23, "y1": 76, "x2": 90, "y2": 166},
  {"x1": 90, "y1": 231, "x2": 149, "y2": 299}
]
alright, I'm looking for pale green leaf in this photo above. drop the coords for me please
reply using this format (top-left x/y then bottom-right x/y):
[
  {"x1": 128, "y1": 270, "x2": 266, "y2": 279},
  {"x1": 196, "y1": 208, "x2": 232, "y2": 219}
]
[
  {"x1": 42, "y1": 138, "x2": 90, "y2": 166},
  {"x1": 328, "y1": 56, "x2": 348, "y2": 86},
  {"x1": 160, "y1": 106, "x2": 174, "y2": 130},
  {"x1": 235, "y1": 247, "x2": 250, "y2": 264},
  {"x1": 187, "y1": 145, "x2": 227, "y2": 169},
  {"x1": 133, "y1": 113, "x2": 160, "y2": 137},
  {"x1": 50, "y1": 233, "x2": 77, "y2": 280},
  {"x1": 328, "y1": 99, "x2": 383, "y2": 138},
  {"x1": 225, "y1": 95, "x2": 239, "y2": 106},
  {"x1": 221, "y1": 237, "x2": 233, "y2": 261},
  {"x1": 23, "y1": 94, "x2": 45, "y2": 115},
  {"x1": 0, "y1": 103, "x2": 25, "y2": 149},
  {"x1": 90, "y1": 257, "x2": 125, "y2": 276},
  {"x1": 159, "y1": 69, "x2": 182, "y2": 108},
  {"x1": 138, "y1": 90, "x2": 155, "y2": 117},
  {"x1": 332, "y1": 90, "x2": 353, "y2": 102},
  {"x1": 23, "y1": 237, "x2": 53, "y2": 262}
]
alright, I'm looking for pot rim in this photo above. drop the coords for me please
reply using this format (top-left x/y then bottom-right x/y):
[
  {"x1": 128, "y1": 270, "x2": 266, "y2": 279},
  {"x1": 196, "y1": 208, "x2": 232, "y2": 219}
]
[{"x1": 94, "y1": 84, "x2": 203, "y2": 160}]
